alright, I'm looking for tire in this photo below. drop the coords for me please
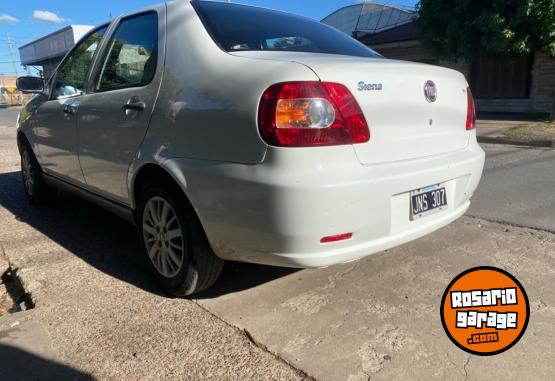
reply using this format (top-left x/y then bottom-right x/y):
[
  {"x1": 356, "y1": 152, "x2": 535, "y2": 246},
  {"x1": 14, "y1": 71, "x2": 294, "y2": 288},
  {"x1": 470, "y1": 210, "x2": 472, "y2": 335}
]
[
  {"x1": 20, "y1": 142, "x2": 57, "y2": 205},
  {"x1": 137, "y1": 181, "x2": 223, "y2": 296}
]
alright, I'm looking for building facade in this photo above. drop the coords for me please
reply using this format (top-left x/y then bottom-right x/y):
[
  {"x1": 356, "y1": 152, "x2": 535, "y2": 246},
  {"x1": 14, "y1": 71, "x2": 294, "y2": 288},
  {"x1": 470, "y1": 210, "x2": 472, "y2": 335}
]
[
  {"x1": 19, "y1": 25, "x2": 94, "y2": 80},
  {"x1": 323, "y1": 4, "x2": 555, "y2": 116}
]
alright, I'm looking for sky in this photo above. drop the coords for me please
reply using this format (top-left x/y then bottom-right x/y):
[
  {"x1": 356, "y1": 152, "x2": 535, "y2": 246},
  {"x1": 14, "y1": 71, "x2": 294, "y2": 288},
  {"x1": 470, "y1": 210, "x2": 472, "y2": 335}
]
[{"x1": 0, "y1": 0, "x2": 416, "y2": 77}]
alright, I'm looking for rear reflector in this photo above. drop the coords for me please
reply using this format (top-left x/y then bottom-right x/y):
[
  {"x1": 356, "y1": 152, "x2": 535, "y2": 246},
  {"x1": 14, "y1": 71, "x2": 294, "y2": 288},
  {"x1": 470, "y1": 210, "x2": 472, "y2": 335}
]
[
  {"x1": 258, "y1": 82, "x2": 370, "y2": 147},
  {"x1": 320, "y1": 233, "x2": 353, "y2": 244},
  {"x1": 466, "y1": 87, "x2": 476, "y2": 130}
]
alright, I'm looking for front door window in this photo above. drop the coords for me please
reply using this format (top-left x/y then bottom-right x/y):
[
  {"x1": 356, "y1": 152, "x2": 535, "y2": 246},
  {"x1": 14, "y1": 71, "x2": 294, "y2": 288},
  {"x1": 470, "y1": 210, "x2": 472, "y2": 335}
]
[{"x1": 53, "y1": 26, "x2": 108, "y2": 98}]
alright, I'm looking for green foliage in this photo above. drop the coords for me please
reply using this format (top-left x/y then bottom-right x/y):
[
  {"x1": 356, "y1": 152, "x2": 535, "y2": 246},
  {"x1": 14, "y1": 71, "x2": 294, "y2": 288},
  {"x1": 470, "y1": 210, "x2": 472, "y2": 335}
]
[{"x1": 416, "y1": 0, "x2": 555, "y2": 60}]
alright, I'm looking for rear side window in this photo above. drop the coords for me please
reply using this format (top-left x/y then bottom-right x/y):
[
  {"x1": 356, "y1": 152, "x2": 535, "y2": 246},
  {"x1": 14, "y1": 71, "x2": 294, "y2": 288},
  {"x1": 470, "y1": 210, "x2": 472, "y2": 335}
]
[
  {"x1": 193, "y1": 1, "x2": 381, "y2": 59},
  {"x1": 96, "y1": 12, "x2": 158, "y2": 92}
]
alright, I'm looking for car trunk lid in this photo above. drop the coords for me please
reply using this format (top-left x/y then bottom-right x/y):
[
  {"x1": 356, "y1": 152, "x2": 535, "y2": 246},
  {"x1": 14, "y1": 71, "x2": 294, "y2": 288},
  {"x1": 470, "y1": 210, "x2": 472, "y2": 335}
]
[{"x1": 233, "y1": 52, "x2": 471, "y2": 165}]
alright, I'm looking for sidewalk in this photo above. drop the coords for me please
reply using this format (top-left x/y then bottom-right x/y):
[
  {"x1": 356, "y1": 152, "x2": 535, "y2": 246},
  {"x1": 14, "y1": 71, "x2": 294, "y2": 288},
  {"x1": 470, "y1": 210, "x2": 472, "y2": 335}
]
[{"x1": 476, "y1": 119, "x2": 525, "y2": 138}]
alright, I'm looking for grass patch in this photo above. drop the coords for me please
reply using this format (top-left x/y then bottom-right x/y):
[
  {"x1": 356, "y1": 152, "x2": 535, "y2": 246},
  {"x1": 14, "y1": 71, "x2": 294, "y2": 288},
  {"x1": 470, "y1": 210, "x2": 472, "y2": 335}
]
[{"x1": 503, "y1": 122, "x2": 555, "y2": 142}]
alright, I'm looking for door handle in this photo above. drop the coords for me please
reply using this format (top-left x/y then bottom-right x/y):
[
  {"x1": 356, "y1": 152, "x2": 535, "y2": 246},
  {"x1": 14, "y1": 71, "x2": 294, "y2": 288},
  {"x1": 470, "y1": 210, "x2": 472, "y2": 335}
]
[
  {"x1": 123, "y1": 101, "x2": 146, "y2": 111},
  {"x1": 63, "y1": 103, "x2": 78, "y2": 115}
]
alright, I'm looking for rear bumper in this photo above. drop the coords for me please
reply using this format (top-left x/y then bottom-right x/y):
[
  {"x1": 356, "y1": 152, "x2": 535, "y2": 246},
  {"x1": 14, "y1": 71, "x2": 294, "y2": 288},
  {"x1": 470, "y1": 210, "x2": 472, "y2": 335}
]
[
  {"x1": 260, "y1": 200, "x2": 471, "y2": 268},
  {"x1": 166, "y1": 137, "x2": 485, "y2": 268}
]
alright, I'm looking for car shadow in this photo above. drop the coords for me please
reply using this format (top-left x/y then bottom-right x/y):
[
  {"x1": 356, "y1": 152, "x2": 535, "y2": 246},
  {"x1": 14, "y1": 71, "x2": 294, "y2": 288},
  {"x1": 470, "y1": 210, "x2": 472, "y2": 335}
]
[
  {"x1": 0, "y1": 344, "x2": 92, "y2": 380},
  {"x1": 0, "y1": 171, "x2": 297, "y2": 298},
  {"x1": 195, "y1": 262, "x2": 298, "y2": 299}
]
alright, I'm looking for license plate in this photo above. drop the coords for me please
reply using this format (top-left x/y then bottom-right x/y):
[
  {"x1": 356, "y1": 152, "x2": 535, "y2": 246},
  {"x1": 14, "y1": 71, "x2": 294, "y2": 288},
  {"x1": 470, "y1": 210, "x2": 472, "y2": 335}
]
[{"x1": 410, "y1": 184, "x2": 448, "y2": 220}]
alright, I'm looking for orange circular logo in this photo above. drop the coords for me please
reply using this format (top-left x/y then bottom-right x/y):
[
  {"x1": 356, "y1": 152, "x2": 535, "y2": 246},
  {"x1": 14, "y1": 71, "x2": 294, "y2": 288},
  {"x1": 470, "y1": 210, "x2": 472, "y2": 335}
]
[{"x1": 441, "y1": 267, "x2": 529, "y2": 356}]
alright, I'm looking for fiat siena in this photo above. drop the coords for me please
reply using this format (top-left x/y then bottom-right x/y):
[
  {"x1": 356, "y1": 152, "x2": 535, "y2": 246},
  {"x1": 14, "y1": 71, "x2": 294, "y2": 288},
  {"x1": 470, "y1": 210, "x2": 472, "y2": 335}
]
[{"x1": 16, "y1": 0, "x2": 485, "y2": 295}]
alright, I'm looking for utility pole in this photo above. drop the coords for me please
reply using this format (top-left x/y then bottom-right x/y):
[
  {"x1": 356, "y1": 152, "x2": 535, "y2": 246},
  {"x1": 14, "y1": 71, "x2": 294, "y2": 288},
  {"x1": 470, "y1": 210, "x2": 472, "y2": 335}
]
[
  {"x1": 5, "y1": 33, "x2": 19, "y2": 78},
  {"x1": 0, "y1": 73, "x2": 4, "y2": 104}
]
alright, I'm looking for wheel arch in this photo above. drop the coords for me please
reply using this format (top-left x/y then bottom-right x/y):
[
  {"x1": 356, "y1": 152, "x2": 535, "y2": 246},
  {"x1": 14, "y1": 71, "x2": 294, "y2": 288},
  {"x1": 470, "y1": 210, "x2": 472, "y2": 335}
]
[
  {"x1": 17, "y1": 130, "x2": 31, "y2": 153},
  {"x1": 130, "y1": 163, "x2": 203, "y2": 227},
  {"x1": 132, "y1": 163, "x2": 181, "y2": 208},
  {"x1": 131, "y1": 161, "x2": 224, "y2": 295}
]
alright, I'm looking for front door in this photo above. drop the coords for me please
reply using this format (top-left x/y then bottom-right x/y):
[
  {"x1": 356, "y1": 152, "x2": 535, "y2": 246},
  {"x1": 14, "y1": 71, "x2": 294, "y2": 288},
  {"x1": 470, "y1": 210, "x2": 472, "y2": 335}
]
[
  {"x1": 34, "y1": 26, "x2": 108, "y2": 184},
  {"x1": 77, "y1": 11, "x2": 163, "y2": 204}
]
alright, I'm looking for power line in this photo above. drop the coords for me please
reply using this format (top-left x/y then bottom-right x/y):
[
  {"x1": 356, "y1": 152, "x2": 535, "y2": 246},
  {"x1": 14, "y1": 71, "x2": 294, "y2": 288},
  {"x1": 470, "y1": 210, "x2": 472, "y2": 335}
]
[{"x1": 5, "y1": 33, "x2": 19, "y2": 77}]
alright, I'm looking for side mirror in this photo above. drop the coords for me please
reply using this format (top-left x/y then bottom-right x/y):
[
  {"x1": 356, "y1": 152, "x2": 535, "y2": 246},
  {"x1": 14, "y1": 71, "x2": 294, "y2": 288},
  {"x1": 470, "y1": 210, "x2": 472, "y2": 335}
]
[{"x1": 16, "y1": 76, "x2": 44, "y2": 94}]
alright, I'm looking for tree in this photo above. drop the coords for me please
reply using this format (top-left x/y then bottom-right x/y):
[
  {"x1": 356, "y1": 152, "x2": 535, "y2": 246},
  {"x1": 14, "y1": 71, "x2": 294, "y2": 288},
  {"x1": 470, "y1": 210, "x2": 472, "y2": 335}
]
[{"x1": 416, "y1": 0, "x2": 555, "y2": 60}]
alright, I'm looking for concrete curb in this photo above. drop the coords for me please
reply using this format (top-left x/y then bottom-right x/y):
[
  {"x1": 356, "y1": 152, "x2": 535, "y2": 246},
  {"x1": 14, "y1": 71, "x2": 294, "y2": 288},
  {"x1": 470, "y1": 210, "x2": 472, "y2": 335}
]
[{"x1": 477, "y1": 136, "x2": 555, "y2": 148}]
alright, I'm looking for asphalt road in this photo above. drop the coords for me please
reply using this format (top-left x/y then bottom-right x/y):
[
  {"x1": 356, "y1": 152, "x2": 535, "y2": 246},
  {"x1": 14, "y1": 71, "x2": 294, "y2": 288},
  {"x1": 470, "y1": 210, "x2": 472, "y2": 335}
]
[
  {"x1": 0, "y1": 106, "x2": 20, "y2": 127},
  {"x1": 468, "y1": 144, "x2": 555, "y2": 232},
  {"x1": 0, "y1": 108, "x2": 554, "y2": 380}
]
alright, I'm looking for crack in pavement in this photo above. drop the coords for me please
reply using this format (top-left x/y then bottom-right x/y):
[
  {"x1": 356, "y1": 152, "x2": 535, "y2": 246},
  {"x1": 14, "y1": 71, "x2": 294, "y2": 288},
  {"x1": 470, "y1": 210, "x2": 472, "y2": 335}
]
[
  {"x1": 463, "y1": 355, "x2": 471, "y2": 381},
  {"x1": 191, "y1": 299, "x2": 316, "y2": 380}
]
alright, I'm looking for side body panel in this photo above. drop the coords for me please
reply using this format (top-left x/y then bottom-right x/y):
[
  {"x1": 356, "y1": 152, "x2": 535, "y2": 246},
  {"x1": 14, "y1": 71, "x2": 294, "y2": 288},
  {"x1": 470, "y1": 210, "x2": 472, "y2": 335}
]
[{"x1": 129, "y1": 1, "x2": 320, "y2": 201}]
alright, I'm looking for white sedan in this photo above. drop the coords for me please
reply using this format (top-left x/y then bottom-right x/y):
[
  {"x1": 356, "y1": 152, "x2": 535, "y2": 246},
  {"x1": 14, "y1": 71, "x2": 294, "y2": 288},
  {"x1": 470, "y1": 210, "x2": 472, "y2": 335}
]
[{"x1": 16, "y1": 0, "x2": 485, "y2": 295}]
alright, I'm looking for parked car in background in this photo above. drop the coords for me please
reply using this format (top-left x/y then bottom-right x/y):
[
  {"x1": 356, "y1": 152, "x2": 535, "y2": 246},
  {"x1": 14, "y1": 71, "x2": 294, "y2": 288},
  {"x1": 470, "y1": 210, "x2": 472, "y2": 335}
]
[{"x1": 16, "y1": 0, "x2": 485, "y2": 296}]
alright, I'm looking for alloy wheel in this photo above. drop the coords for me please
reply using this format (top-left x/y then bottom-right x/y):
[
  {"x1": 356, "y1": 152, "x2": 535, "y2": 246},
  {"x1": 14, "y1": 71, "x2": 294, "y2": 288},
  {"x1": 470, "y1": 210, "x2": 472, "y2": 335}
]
[
  {"x1": 142, "y1": 196, "x2": 185, "y2": 278},
  {"x1": 21, "y1": 150, "x2": 35, "y2": 196}
]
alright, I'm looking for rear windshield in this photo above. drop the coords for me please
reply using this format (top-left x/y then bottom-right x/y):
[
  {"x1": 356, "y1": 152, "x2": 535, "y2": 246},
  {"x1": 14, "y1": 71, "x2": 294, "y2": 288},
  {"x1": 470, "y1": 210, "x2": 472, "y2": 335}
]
[{"x1": 192, "y1": 1, "x2": 381, "y2": 59}]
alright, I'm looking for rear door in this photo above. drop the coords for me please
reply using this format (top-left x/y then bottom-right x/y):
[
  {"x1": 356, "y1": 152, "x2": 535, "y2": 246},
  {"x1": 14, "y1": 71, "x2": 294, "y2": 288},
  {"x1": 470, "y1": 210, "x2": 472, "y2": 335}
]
[{"x1": 77, "y1": 10, "x2": 164, "y2": 204}]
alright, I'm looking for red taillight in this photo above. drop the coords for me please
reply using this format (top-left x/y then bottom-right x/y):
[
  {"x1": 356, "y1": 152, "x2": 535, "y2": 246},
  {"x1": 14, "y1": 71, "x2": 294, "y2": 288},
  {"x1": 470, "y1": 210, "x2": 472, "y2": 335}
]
[
  {"x1": 258, "y1": 81, "x2": 370, "y2": 147},
  {"x1": 320, "y1": 233, "x2": 353, "y2": 244},
  {"x1": 466, "y1": 87, "x2": 476, "y2": 130}
]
